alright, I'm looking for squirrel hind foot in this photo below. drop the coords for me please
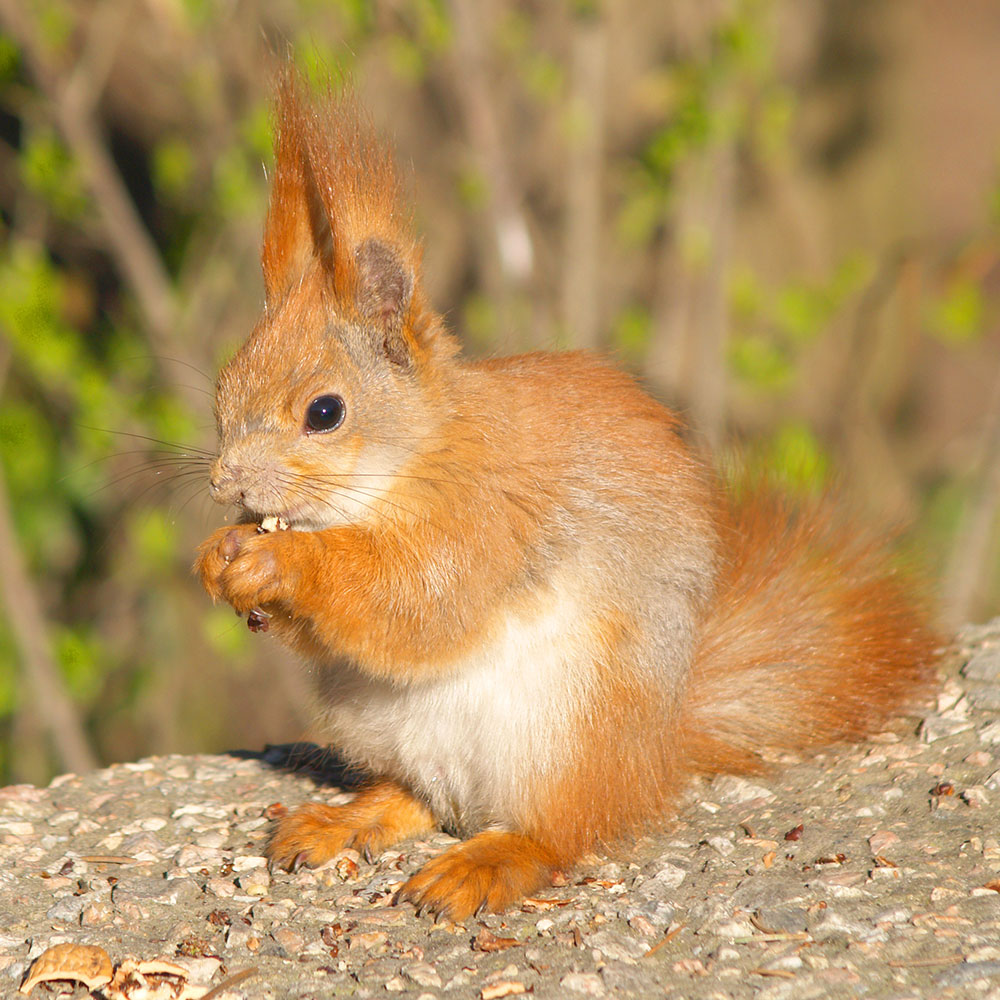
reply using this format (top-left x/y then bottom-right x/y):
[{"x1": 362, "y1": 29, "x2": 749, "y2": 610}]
[{"x1": 396, "y1": 830, "x2": 558, "y2": 920}]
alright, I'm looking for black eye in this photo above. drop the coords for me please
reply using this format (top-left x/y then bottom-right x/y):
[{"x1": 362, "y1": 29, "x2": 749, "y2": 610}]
[{"x1": 305, "y1": 394, "x2": 346, "y2": 433}]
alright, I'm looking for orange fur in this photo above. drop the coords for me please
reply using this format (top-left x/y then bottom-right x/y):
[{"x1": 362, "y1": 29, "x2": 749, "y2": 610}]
[{"x1": 195, "y1": 74, "x2": 941, "y2": 919}]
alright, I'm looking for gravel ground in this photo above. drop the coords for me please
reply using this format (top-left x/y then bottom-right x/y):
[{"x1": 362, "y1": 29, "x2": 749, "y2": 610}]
[{"x1": 2, "y1": 622, "x2": 1000, "y2": 1000}]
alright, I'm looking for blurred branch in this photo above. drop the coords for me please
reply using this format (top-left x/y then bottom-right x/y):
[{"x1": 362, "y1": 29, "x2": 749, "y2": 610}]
[
  {"x1": 827, "y1": 245, "x2": 915, "y2": 509},
  {"x1": 833, "y1": 245, "x2": 913, "y2": 427},
  {"x1": 649, "y1": 131, "x2": 735, "y2": 446},
  {"x1": 560, "y1": 6, "x2": 607, "y2": 351},
  {"x1": 0, "y1": 0, "x2": 203, "y2": 410},
  {"x1": 689, "y1": 135, "x2": 735, "y2": 449},
  {"x1": 648, "y1": 162, "x2": 696, "y2": 399},
  {"x1": 445, "y1": 0, "x2": 535, "y2": 332},
  {"x1": 63, "y1": 0, "x2": 133, "y2": 117},
  {"x1": 943, "y1": 355, "x2": 1000, "y2": 627},
  {"x1": 0, "y1": 340, "x2": 98, "y2": 775}
]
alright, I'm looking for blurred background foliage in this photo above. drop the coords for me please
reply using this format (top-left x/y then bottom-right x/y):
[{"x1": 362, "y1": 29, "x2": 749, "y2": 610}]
[{"x1": 0, "y1": 0, "x2": 999, "y2": 784}]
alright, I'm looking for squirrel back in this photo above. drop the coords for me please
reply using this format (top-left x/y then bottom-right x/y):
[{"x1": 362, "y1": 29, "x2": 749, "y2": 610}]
[{"x1": 196, "y1": 75, "x2": 940, "y2": 919}]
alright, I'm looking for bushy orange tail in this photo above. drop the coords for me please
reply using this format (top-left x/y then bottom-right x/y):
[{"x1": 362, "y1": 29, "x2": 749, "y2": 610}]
[{"x1": 680, "y1": 490, "x2": 941, "y2": 777}]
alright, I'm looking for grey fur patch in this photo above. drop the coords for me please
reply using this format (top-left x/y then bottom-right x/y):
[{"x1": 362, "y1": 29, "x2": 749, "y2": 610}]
[{"x1": 355, "y1": 238, "x2": 413, "y2": 365}]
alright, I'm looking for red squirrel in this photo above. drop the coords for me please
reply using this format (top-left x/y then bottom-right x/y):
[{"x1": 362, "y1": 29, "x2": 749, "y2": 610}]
[{"x1": 195, "y1": 76, "x2": 940, "y2": 920}]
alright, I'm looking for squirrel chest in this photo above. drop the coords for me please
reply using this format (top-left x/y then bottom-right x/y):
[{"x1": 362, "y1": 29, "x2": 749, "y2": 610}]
[{"x1": 312, "y1": 577, "x2": 598, "y2": 836}]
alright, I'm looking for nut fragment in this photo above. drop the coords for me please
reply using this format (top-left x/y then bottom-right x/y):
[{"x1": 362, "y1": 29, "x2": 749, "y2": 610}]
[
  {"x1": 107, "y1": 957, "x2": 195, "y2": 1000},
  {"x1": 258, "y1": 515, "x2": 289, "y2": 533},
  {"x1": 20, "y1": 943, "x2": 113, "y2": 994}
]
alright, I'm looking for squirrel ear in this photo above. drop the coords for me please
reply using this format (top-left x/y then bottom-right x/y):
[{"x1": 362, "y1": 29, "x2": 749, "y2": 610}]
[
  {"x1": 355, "y1": 238, "x2": 414, "y2": 365},
  {"x1": 261, "y1": 73, "x2": 458, "y2": 363}
]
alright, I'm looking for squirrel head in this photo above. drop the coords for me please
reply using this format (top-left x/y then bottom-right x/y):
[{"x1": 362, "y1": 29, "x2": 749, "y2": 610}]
[{"x1": 209, "y1": 74, "x2": 457, "y2": 530}]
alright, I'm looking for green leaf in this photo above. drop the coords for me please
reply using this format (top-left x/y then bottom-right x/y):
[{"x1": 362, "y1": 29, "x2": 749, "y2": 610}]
[
  {"x1": 728, "y1": 422, "x2": 830, "y2": 497},
  {"x1": 327, "y1": 0, "x2": 377, "y2": 37},
  {"x1": 241, "y1": 101, "x2": 275, "y2": 162},
  {"x1": 729, "y1": 267, "x2": 763, "y2": 322},
  {"x1": 462, "y1": 293, "x2": 498, "y2": 351},
  {"x1": 0, "y1": 243, "x2": 88, "y2": 387},
  {"x1": 37, "y1": 1, "x2": 73, "y2": 54},
  {"x1": 20, "y1": 128, "x2": 88, "y2": 220},
  {"x1": 211, "y1": 146, "x2": 263, "y2": 218},
  {"x1": 179, "y1": 0, "x2": 214, "y2": 28},
  {"x1": 757, "y1": 87, "x2": 795, "y2": 163},
  {"x1": 0, "y1": 402, "x2": 56, "y2": 492},
  {"x1": 202, "y1": 605, "x2": 250, "y2": 660},
  {"x1": 617, "y1": 183, "x2": 666, "y2": 246},
  {"x1": 729, "y1": 334, "x2": 791, "y2": 390},
  {"x1": 767, "y1": 422, "x2": 830, "y2": 493},
  {"x1": 455, "y1": 167, "x2": 488, "y2": 210},
  {"x1": 411, "y1": 0, "x2": 452, "y2": 53},
  {"x1": 129, "y1": 508, "x2": 179, "y2": 573},
  {"x1": 0, "y1": 33, "x2": 21, "y2": 81},
  {"x1": 385, "y1": 34, "x2": 426, "y2": 82},
  {"x1": 56, "y1": 626, "x2": 104, "y2": 702},
  {"x1": 927, "y1": 276, "x2": 985, "y2": 345},
  {"x1": 613, "y1": 304, "x2": 651, "y2": 362},
  {"x1": 0, "y1": 625, "x2": 20, "y2": 715},
  {"x1": 153, "y1": 139, "x2": 195, "y2": 200},
  {"x1": 294, "y1": 37, "x2": 352, "y2": 90}
]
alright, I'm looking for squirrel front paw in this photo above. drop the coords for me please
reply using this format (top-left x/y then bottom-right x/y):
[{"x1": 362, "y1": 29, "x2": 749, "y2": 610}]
[
  {"x1": 194, "y1": 523, "x2": 300, "y2": 614},
  {"x1": 266, "y1": 783, "x2": 436, "y2": 870},
  {"x1": 195, "y1": 524, "x2": 256, "y2": 602}
]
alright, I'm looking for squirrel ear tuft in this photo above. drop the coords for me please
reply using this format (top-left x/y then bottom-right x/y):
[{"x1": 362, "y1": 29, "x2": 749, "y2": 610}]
[
  {"x1": 261, "y1": 75, "x2": 330, "y2": 302},
  {"x1": 355, "y1": 238, "x2": 413, "y2": 365}
]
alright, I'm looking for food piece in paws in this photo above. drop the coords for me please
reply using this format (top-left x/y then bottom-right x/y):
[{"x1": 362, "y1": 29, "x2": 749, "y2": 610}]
[
  {"x1": 247, "y1": 517, "x2": 287, "y2": 632},
  {"x1": 258, "y1": 515, "x2": 290, "y2": 534}
]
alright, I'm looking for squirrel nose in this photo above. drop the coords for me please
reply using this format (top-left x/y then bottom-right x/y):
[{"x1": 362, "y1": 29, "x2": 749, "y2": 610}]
[{"x1": 209, "y1": 460, "x2": 246, "y2": 505}]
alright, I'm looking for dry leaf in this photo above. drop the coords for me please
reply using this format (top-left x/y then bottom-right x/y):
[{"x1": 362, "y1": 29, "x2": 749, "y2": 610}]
[
  {"x1": 520, "y1": 896, "x2": 570, "y2": 912},
  {"x1": 481, "y1": 982, "x2": 526, "y2": 1000},
  {"x1": 472, "y1": 926, "x2": 521, "y2": 952}
]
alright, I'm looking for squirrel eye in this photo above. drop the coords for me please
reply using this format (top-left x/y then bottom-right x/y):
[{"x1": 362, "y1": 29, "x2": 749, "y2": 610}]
[{"x1": 305, "y1": 394, "x2": 346, "y2": 433}]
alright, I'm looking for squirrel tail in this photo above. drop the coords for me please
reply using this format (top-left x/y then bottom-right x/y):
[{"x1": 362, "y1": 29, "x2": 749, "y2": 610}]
[{"x1": 679, "y1": 488, "x2": 941, "y2": 777}]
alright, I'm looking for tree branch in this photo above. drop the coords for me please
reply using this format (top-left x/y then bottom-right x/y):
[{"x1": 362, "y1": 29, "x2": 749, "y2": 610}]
[
  {"x1": 445, "y1": 0, "x2": 535, "y2": 295},
  {"x1": 0, "y1": 340, "x2": 98, "y2": 774},
  {"x1": 560, "y1": 7, "x2": 608, "y2": 351},
  {"x1": 0, "y1": 0, "x2": 204, "y2": 410}
]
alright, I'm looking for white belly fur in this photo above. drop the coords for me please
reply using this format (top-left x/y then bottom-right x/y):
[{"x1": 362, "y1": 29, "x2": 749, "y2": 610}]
[{"x1": 313, "y1": 583, "x2": 594, "y2": 834}]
